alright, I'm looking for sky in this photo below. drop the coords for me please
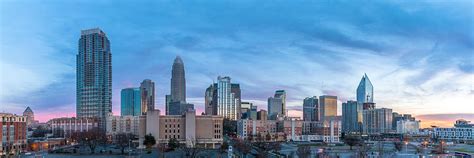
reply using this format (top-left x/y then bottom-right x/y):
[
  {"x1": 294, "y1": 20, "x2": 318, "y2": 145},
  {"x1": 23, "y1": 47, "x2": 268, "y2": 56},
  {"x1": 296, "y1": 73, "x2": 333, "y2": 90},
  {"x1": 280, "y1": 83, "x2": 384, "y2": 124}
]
[{"x1": 0, "y1": 0, "x2": 473, "y2": 127}]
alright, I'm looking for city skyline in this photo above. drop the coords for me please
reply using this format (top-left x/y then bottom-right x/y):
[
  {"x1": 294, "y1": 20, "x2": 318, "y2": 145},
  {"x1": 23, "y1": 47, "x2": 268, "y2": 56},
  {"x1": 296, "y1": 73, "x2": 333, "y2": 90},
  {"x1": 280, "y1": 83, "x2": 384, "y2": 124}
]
[{"x1": 1, "y1": 1, "x2": 473, "y2": 128}]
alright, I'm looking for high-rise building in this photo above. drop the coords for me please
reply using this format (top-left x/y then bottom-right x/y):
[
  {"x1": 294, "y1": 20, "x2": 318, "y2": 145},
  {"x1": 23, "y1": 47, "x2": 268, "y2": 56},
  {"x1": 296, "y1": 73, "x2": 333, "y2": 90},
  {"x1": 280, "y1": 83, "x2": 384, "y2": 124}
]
[
  {"x1": 362, "y1": 108, "x2": 393, "y2": 134},
  {"x1": 319, "y1": 95, "x2": 337, "y2": 121},
  {"x1": 303, "y1": 96, "x2": 319, "y2": 121},
  {"x1": 342, "y1": 100, "x2": 363, "y2": 133},
  {"x1": 23, "y1": 107, "x2": 35, "y2": 127},
  {"x1": 257, "y1": 110, "x2": 267, "y2": 121},
  {"x1": 392, "y1": 112, "x2": 416, "y2": 130},
  {"x1": 140, "y1": 79, "x2": 155, "y2": 115},
  {"x1": 165, "y1": 94, "x2": 171, "y2": 115},
  {"x1": 204, "y1": 76, "x2": 241, "y2": 119},
  {"x1": 218, "y1": 76, "x2": 241, "y2": 120},
  {"x1": 76, "y1": 28, "x2": 112, "y2": 130},
  {"x1": 171, "y1": 56, "x2": 186, "y2": 103},
  {"x1": 268, "y1": 90, "x2": 286, "y2": 120},
  {"x1": 356, "y1": 74, "x2": 374, "y2": 103},
  {"x1": 121, "y1": 88, "x2": 141, "y2": 116}
]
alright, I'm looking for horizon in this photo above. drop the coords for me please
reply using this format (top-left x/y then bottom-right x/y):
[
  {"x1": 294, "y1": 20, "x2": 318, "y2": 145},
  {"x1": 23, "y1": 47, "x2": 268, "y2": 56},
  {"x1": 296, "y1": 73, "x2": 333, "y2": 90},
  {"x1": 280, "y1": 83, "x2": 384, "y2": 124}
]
[{"x1": 1, "y1": 1, "x2": 473, "y2": 128}]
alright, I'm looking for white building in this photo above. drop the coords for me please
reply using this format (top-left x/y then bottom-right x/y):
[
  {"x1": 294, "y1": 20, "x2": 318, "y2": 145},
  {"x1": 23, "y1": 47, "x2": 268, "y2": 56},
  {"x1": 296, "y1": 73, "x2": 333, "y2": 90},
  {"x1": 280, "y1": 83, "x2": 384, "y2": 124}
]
[
  {"x1": 396, "y1": 120, "x2": 420, "y2": 134},
  {"x1": 433, "y1": 119, "x2": 474, "y2": 141},
  {"x1": 49, "y1": 117, "x2": 99, "y2": 137},
  {"x1": 106, "y1": 115, "x2": 145, "y2": 136}
]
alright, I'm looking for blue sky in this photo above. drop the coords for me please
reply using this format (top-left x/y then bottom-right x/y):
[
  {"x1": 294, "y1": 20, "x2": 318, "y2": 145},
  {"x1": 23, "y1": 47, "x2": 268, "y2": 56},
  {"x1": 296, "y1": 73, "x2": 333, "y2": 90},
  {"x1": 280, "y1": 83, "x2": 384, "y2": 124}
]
[{"x1": 1, "y1": 0, "x2": 473, "y2": 125}]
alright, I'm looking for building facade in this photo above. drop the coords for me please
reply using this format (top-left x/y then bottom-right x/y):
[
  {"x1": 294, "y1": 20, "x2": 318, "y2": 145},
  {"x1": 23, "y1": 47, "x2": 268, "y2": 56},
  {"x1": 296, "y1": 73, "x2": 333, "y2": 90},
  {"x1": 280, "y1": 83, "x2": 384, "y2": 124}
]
[
  {"x1": 106, "y1": 115, "x2": 145, "y2": 137},
  {"x1": 205, "y1": 76, "x2": 241, "y2": 120},
  {"x1": 268, "y1": 90, "x2": 286, "y2": 120},
  {"x1": 0, "y1": 113, "x2": 27, "y2": 156},
  {"x1": 49, "y1": 117, "x2": 99, "y2": 138},
  {"x1": 303, "y1": 96, "x2": 319, "y2": 121},
  {"x1": 319, "y1": 95, "x2": 337, "y2": 121},
  {"x1": 342, "y1": 100, "x2": 363, "y2": 133},
  {"x1": 433, "y1": 120, "x2": 474, "y2": 141},
  {"x1": 140, "y1": 79, "x2": 155, "y2": 115},
  {"x1": 146, "y1": 110, "x2": 224, "y2": 148},
  {"x1": 356, "y1": 73, "x2": 373, "y2": 103},
  {"x1": 121, "y1": 88, "x2": 141, "y2": 116},
  {"x1": 362, "y1": 108, "x2": 393, "y2": 134},
  {"x1": 76, "y1": 28, "x2": 112, "y2": 130},
  {"x1": 257, "y1": 110, "x2": 267, "y2": 121},
  {"x1": 396, "y1": 120, "x2": 420, "y2": 134},
  {"x1": 23, "y1": 107, "x2": 36, "y2": 127},
  {"x1": 170, "y1": 56, "x2": 186, "y2": 103}
]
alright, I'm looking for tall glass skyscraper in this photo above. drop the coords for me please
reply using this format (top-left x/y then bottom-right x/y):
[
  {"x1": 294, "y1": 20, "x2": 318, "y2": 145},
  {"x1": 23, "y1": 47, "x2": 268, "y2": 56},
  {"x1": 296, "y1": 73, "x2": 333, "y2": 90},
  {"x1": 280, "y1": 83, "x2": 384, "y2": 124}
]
[
  {"x1": 140, "y1": 79, "x2": 155, "y2": 115},
  {"x1": 319, "y1": 95, "x2": 337, "y2": 121},
  {"x1": 215, "y1": 76, "x2": 241, "y2": 120},
  {"x1": 171, "y1": 56, "x2": 186, "y2": 103},
  {"x1": 342, "y1": 100, "x2": 363, "y2": 133},
  {"x1": 357, "y1": 73, "x2": 374, "y2": 103},
  {"x1": 121, "y1": 88, "x2": 141, "y2": 116},
  {"x1": 76, "y1": 28, "x2": 112, "y2": 130},
  {"x1": 303, "y1": 96, "x2": 319, "y2": 121},
  {"x1": 267, "y1": 90, "x2": 286, "y2": 120}
]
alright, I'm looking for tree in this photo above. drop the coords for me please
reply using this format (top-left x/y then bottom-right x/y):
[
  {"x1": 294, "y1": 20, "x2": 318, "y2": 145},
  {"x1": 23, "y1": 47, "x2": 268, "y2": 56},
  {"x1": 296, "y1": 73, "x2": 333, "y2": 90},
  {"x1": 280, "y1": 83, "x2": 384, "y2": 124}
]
[
  {"x1": 296, "y1": 146, "x2": 311, "y2": 158},
  {"x1": 343, "y1": 135, "x2": 362, "y2": 150},
  {"x1": 71, "y1": 128, "x2": 106, "y2": 154},
  {"x1": 394, "y1": 142, "x2": 403, "y2": 152},
  {"x1": 219, "y1": 142, "x2": 229, "y2": 158},
  {"x1": 143, "y1": 134, "x2": 156, "y2": 154},
  {"x1": 115, "y1": 133, "x2": 133, "y2": 155},
  {"x1": 223, "y1": 118, "x2": 237, "y2": 136},
  {"x1": 31, "y1": 125, "x2": 51, "y2": 138},
  {"x1": 181, "y1": 138, "x2": 203, "y2": 158},
  {"x1": 265, "y1": 132, "x2": 272, "y2": 142},
  {"x1": 234, "y1": 139, "x2": 251, "y2": 158},
  {"x1": 168, "y1": 138, "x2": 179, "y2": 150}
]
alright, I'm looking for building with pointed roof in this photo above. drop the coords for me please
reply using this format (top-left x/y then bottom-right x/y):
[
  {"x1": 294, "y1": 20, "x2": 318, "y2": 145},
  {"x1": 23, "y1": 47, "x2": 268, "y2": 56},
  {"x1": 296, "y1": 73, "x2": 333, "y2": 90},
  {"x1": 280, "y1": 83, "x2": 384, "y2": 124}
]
[{"x1": 356, "y1": 73, "x2": 374, "y2": 103}]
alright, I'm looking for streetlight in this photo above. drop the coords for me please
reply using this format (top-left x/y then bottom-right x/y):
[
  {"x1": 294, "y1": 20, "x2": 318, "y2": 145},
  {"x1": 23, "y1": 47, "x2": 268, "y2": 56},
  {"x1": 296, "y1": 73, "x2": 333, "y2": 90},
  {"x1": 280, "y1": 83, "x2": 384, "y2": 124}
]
[{"x1": 404, "y1": 141, "x2": 408, "y2": 153}]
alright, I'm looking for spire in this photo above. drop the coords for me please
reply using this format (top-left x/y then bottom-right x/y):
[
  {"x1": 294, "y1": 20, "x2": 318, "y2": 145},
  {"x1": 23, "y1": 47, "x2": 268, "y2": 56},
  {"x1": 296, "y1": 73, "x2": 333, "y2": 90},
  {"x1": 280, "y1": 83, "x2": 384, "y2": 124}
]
[{"x1": 174, "y1": 55, "x2": 183, "y2": 64}]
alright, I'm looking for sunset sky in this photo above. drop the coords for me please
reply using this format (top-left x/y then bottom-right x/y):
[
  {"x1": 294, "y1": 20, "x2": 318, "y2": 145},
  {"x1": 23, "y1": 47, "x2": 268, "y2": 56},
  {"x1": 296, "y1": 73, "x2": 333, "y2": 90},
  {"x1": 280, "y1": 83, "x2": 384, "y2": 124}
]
[{"x1": 1, "y1": 1, "x2": 472, "y2": 127}]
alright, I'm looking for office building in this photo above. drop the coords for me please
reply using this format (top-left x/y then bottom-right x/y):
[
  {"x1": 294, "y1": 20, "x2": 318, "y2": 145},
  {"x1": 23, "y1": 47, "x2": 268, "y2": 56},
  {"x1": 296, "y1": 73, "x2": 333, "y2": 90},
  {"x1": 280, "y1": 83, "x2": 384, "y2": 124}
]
[
  {"x1": 140, "y1": 79, "x2": 155, "y2": 114},
  {"x1": 49, "y1": 117, "x2": 99, "y2": 138},
  {"x1": 303, "y1": 96, "x2": 319, "y2": 121},
  {"x1": 240, "y1": 102, "x2": 257, "y2": 120},
  {"x1": 237, "y1": 119, "x2": 302, "y2": 142},
  {"x1": 146, "y1": 109, "x2": 223, "y2": 148},
  {"x1": 165, "y1": 95, "x2": 171, "y2": 115},
  {"x1": 171, "y1": 56, "x2": 186, "y2": 103},
  {"x1": 396, "y1": 120, "x2": 420, "y2": 134},
  {"x1": 76, "y1": 28, "x2": 112, "y2": 130},
  {"x1": 268, "y1": 90, "x2": 286, "y2": 120},
  {"x1": 392, "y1": 112, "x2": 416, "y2": 130},
  {"x1": 205, "y1": 76, "x2": 241, "y2": 120},
  {"x1": 168, "y1": 101, "x2": 194, "y2": 115},
  {"x1": 342, "y1": 100, "x2": 363, "y2": 133},
  {"x1": 106, "y1": 115, "x2": 146, "y2": 137},
  {"x1": 356, "y1": 73, "x2": 374, "y2": 103},
  {"x1": 362, "y1": 108, "x2": 393, "y2": 134},
  {"x1": 0, "y1": 113, "x2": 27, "y2": 156},
  {"x1": 121, "y1": 88, "x2": 141, "y2": 116},
  {"x1": 23, "y1": 107, "x2": 37, "y2": 127},
  {"x1": 319, "y1": 95, "x2": 337, "y2": 121},
  {"x1": 257, "y1": 110, "x2": 268, "y2": 121}
]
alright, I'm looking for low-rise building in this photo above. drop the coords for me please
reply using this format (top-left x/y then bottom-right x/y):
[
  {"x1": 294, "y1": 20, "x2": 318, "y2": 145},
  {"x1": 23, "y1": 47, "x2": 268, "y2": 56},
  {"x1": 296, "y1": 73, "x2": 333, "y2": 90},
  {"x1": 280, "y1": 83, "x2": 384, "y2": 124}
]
[
  {"x1": 146, "y1": 109, "x2": 223, "y2": 148},
  {"x1": 49, "y1": 117, "x2": 99, "y2": 138},
  {"x1": 106, "y1": 115, "x2": 145, "y2": 136},
  {"x1": 0, "y1": 113, "x2": 27, "y2": 156},
  {"x1": 433, "y1": 119, "x2": 474, "y2": 142}
]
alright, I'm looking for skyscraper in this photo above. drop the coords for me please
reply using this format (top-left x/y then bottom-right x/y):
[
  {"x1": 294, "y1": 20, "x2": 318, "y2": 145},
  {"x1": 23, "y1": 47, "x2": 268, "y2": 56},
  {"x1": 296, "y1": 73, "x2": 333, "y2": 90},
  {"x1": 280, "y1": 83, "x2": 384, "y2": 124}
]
[
  {"x1": 76, "y1": 28, "x2": 112, "y2": 130},
  {"x1": 121, "y1": 88, "x2": 141, "y2": 116},
  {"x1": 303, "y1": 96, "x2": 319, "y2": 121},
  {"x1": 319, "y1": 95, "x2": 337, "y2": 121},
  {"x1": 362, "y1": 108, "x2": 393, "y2": 134},
  {"x1": 357, "y1": 73, "x2": 374, "y2": 103},
  {"x1": 217, "y1": 76, "x2": 241, "y2": 120},
  {"x1": 171, "y1": 56, "x2": 186, "y2": 103},
  {"x1": 140, "y1": 79, "x2": 155, "y2": 115},
  {"x1": 205, "y1": 77, "x2": 241, "y2": 119},
  {"x1": 23, "y1": 107, "x2": 35, "y2": 127},
  {"x1": 268, "y1": 90, "x2": 286, "y2": 120},
  {"x1": 342, "y1": 100, "x2": 363, "y2": 133}
]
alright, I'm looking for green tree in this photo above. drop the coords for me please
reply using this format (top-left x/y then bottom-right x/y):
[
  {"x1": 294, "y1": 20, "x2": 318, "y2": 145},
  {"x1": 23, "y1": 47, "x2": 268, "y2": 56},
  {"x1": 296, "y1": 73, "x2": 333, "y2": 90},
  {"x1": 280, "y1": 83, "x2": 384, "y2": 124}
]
[
  {"x1": 168, "y1": 138, "x2": 180, "y2": 150},
  {"x1": 143, "y1": 134, "x2": 156, "y2": 154}
]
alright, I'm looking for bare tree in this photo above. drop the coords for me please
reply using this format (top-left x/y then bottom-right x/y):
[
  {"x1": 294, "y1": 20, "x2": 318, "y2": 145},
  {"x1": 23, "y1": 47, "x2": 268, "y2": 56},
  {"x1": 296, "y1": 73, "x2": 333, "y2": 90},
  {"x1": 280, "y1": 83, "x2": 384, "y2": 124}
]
[
  {"x1": 234, "y1": 138, "x2": 251, "y2": 158},
  {"x1": 296, "y1": 146, "x2": 311, "y2": 158},
  {"x1": 115, "y1": 133, "x2": 134, "y2": 155},
  {"x1": 71, "y1": 128, "x2": 106, "y2": 154},
  {"x1": 181, "y1": 137, "x2": 204, "y2": 158}
]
